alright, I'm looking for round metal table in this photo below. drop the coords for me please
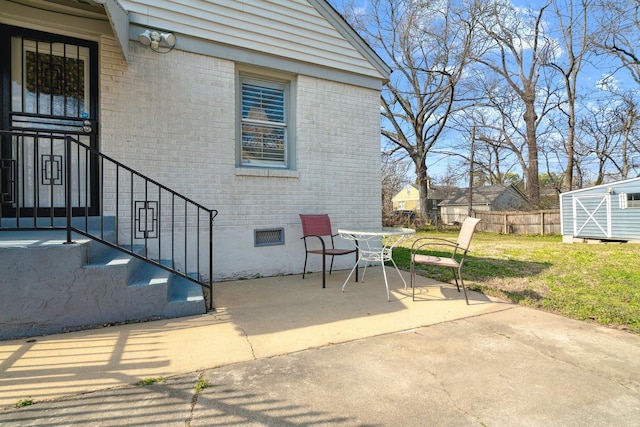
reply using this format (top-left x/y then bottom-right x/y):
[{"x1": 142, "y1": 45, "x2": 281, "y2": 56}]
[{"x1": 338, "y1": 227, "x2": 416, "y2": 301}]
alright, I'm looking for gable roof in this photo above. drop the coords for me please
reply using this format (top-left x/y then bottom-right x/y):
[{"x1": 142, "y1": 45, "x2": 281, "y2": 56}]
[
  {"x1": 428, "y1": 186, "x2": 458, "y2": 201},
  {"x1": 392, "y1": 184, "x2": 457, "y2": 202},
  {"x1": 440, "y1": 184, "x2": 528, "y2": 206},
  {"x1": 314, "y1": 0, "x2": 390, "y2": 80},
  {"x1": 107, "y1": 0, "x2": 390, "y2": 88}
]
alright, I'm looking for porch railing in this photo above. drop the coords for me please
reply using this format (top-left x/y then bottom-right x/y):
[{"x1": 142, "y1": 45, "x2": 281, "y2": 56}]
[{"x1": 0, "y1": 130, "x2": 218, "y2": 310}]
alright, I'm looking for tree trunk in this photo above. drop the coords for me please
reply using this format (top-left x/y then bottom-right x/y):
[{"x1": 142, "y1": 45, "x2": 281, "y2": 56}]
[
  {"x1": 566, "y1": 101, "x2": 575, "y2": 191},
  {"x1": 524, "y1": 90, "x2": 540, "y2": 208},
  {"x1": 416, "y1": 165, "x2": 429, "y2": 221}
]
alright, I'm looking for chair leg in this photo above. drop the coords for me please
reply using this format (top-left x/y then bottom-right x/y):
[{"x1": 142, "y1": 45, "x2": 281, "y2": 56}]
[
  {"x1": 452, "y1": 270, "x2": 460, "y2": 292},
  {"x1": 322, "y1": 253, "x2": 326, "y2": 289},
  {"x1": 461, "y1": 280, "x2": 469, "y2": 304},
  {"x1": 411, "y1": 259, "x2": 415, "y2": 301},
  {"x1": 302, "y1": 253, "x2": 308, "y2": 279},
  {"x1": 459, "y1": 266, "x2": 469, "y2": 305},
  {"x1": 410, "y1": 259, "x2": 414, "y2": 288},
  {"x1": 354, "y1": 249, "x2": 359, "y2": 282}
]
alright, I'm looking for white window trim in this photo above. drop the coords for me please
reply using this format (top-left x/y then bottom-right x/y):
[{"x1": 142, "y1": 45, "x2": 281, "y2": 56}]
[
  {"x1": 236, "y1": 66, "x2": 296, "y2": 170},
  {"x1": 619, "y1": 193, "x2": 628, "y2": 209},
  {"x1": 621, "y1": 192, "x2": 640, "y2": 209}
]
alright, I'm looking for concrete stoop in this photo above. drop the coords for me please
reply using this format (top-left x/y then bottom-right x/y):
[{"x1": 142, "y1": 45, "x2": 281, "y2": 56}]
[{"x1": 0, "y1": 231, "x2": 206, "y2": 341}]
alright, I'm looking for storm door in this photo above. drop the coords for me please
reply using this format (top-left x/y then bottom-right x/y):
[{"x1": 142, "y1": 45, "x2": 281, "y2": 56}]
[{"x1": 0, "y1": 25, "x2": 99, "y2": 218}]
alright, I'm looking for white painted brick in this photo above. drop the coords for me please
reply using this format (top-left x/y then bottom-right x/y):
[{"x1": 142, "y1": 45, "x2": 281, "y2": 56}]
[{"x1": 98, "y1": 38, "x2": 381, "y2": 279}]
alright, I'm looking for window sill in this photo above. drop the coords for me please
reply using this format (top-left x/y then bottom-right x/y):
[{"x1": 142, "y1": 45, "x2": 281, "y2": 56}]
[{"x1": 235, "y1": 167, "x2": 299, "y2": 179}]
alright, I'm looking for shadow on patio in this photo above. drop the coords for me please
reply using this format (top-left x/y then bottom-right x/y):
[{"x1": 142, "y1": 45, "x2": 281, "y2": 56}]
[{"x1": 0, "y1": 267, "x2": 508, "y2": 408}]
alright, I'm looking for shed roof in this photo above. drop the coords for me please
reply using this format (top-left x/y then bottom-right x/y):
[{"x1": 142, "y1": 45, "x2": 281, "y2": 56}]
[{"x1": 559, "y1": 176, "x2": 640, "y2": 197}]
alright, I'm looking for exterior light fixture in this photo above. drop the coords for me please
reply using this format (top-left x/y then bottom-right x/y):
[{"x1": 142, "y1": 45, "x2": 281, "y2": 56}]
[{"x1": 138, "y1": 29, "x2": 176, "y2": 53}]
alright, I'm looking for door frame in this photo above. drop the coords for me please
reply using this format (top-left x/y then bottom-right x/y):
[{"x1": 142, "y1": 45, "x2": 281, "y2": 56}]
[{"x1": 0, "y1": 24, "x2": 100, "y2": 217}]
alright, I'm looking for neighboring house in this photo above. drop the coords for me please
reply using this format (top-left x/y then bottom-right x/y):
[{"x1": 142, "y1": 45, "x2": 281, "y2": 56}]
[
  {"x1": 439, "y1": 184, "x2": 529, "y2": 224},
  {"x1": 0, "y1": 0, "x2": 390, "y2": 337},
  {"x1": 391, "y1": 183, "x2": 452, "y2": 218},
  {"x1": 559, "y1": 177, "x2": 640, "y2": 243},
  {"x1": 392, "y1": 184, "x2": 420, "y2": 212}
]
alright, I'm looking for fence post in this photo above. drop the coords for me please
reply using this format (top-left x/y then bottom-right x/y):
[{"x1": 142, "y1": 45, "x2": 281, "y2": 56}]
[{"x1": 540, "y1": 211, "x2": 545, "y2": 235}]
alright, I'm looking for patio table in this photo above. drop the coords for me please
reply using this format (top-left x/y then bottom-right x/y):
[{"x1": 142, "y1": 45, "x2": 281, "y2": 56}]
[{"x1": 338, "y1": 227, "x2": 416, "y2": 301}]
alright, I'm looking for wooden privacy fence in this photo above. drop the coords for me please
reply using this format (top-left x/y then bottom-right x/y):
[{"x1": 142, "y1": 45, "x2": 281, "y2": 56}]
[{"x1": 473, "y1": 210, "x2": 561, "y2": 235}]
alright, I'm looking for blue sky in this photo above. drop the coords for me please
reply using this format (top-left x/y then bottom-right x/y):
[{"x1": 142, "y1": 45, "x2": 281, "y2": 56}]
[{"x1": 327, "y1": 0, "x2": 638, "y2": 184}]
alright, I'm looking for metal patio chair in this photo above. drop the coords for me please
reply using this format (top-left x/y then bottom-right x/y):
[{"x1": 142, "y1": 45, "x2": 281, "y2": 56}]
[
  {"x1": 410, "y1": 217, "x2": 481, "y2": 304},
  {"x1": 299, "y1": 214, "x2": 358, "y2": 288}
]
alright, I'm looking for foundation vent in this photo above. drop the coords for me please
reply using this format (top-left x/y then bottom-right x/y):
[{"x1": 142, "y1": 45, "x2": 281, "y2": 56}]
[{"x1": 254, "y1": 228, "x2": 285, "y2": 247}]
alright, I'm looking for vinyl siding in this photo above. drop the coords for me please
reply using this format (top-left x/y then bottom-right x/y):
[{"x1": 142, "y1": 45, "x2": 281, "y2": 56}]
[
  {"x1": 560, "y1": 177, "x2": 640, "y2": 240},
  {"x1": 119, "y1": 0, "x2": 387, "y2": 82}
]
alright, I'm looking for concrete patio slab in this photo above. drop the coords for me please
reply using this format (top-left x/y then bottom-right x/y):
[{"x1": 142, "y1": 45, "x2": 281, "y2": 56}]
[
  {"x1": 0, "y1": 268, "x2": 503, "y2": 408},
  {"x1": 2, "y1": 267, "x2": 639, "y2": 426}
]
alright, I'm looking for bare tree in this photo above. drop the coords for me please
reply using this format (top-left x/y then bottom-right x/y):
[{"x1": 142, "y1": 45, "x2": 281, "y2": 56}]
[
  {"x1": 546, "y1": 0, "x2": 591, "y2": 191},
  {"x1": 614, "y1": 93, "x2": 640, "y2": 179},
  {"x1": 332, "y1": 0, "x2": 636, "y2": 198},
  {"x1": 592, "y1": 0, "x2": 640, "y2": 84},
  {"x1": 344, "y1": 0, "x2": 481, "y2": 220},
  {"x1": 381, "y1": 151, "x2": 410, "y2": 215},
  {"x1": 474, "y1": 0, "x2": 557, "y2": 208},
  {"x1": 447, "y1": 103, "x2": 523, "y2": 187},
  {"x1": 576, "y1": 92, "x2": 640, "y2": 184}
]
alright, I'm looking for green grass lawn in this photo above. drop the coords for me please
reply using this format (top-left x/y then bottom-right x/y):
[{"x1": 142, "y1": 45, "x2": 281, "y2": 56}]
[{"x1": 392, "y1": 231, "x2": 640, "y2": 335}]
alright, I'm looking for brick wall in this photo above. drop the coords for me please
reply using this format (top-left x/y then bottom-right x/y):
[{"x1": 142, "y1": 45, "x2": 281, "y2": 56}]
[{"x1": 99, "y1": 37, "x2": 381, "y2": 279}]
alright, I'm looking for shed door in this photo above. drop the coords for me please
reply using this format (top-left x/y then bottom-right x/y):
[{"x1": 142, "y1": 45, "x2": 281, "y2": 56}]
[{"x1": 572, "y1": 194, "x2": 611, "y2": 238}]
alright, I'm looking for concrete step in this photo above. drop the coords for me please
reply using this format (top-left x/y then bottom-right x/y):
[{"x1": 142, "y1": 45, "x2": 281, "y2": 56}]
[
  {"x1": 130, "y1": 262, "x2": 172, "y2": 288},
  {"x1": 169, "y1": 275, "x2": 204, "y2": 303},
  {"x1": 0, "y1": 227, "x2": 207, "y2": 340},
  {"x1": 166, "y1": 275, "x2": 206, "y2": 317},
  {"x1": 83, "y1": 245, "x2": 145, "y2": 283}
]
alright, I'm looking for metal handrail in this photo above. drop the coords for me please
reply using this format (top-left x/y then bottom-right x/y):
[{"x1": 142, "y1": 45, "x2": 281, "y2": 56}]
[{"x1": 0, "y1": 130, "x2": 218, "y2": 310}]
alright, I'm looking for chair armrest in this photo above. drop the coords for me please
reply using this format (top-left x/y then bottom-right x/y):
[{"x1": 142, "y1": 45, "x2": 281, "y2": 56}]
[
  {"x1": 301, "y1": 234, "x2": 327, "y2": 250},
  {"x1": 411, "y1": 237, "x2": 458, "y2": 252}
]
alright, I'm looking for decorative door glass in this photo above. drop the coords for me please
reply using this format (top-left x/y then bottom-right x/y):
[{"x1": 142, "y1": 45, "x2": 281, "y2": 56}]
[{"x1": 9, "y1": 35, "x2": 94, "y2": 210}]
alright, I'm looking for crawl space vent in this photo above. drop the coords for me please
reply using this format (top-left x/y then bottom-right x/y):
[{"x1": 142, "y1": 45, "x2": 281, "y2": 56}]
[{"x1": 254, "y1": 228, "x2": 284, "y2": 247}]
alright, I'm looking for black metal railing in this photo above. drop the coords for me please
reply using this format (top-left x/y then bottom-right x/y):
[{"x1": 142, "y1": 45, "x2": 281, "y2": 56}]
[{"x1": 0, "y1": 129, "x2": 218, "y2": 310}]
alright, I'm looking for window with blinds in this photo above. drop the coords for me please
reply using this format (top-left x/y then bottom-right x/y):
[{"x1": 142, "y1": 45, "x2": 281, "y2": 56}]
[{"x1": 241, "y1": 77, "x2": 287, "y2": 167}]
